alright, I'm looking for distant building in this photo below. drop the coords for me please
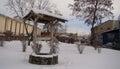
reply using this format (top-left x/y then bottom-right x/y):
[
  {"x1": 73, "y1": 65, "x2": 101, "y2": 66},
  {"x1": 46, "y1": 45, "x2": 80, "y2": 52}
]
[
  {"x1": 93, "y1": 20, "x2": 120, "y2": 49},
  {"x1": 0, "y1": 13, "x2": 41, "y2": 40},
  {"x1": 56, "y1": 33, "x2": 77, "y2": 43},
  {"x1": 93, "y1": 20, "x2": 119, "y2": 35}
]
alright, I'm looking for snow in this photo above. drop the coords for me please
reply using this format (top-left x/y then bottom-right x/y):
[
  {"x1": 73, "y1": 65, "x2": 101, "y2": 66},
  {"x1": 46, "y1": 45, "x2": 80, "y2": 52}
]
[
  {"x1": 31, "y1": 53, "x2": 58, "y2": 57},
  {"x1": 60, "y1": 34, "x2": 69, "y2": 37},
  {"x1": 24, "y1": 8, "x2": 67, "y2": 21},
  {"x1": 0, "y1": 41, "x2": 120, "y2": 69}
]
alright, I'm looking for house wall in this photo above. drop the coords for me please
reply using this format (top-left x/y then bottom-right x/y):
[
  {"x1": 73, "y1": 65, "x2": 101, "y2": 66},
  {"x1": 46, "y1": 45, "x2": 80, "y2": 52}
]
[
  {"x1": 12, "y1": 21, "x2": 16, "y2": 35},
  {"x1": 0, "y1": 13, "x2": 41, "y2": 36},
  {"x1": 92, "y1": 20, "x2": 119, "y2": 46},
  {"x1": 94, "y1": 20, "x2": 119, "y2": 35},
  {"x1": 6, "y1": 18, "x2": 11, "y2": 31},
  {"x1": 0, "y1": 14, "x2": 5, "y2": 33}
]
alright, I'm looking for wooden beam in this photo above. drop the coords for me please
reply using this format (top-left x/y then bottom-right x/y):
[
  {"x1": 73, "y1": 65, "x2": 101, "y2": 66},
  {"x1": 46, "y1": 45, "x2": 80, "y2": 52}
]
[
  {"x1": 53, "y1": 20, "x2": 59, "y2": 25},
  {"x1": 25, "y1": 12, "x2": 34, "y2": 20},
  {"x1": 33, "y1": 16, "x2": 40, "y2": 54}
]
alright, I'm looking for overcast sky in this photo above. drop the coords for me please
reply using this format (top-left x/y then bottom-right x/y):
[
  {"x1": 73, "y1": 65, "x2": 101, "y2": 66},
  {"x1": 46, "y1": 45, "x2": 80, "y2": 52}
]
[{"x1": 0, "y1": 0, "x2": 120, "y2": 36}]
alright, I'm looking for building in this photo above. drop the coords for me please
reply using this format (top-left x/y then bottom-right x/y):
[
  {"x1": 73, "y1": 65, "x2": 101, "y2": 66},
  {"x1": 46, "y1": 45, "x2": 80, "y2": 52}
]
[
  {"x1": 93, "y1": 20, "x2": 119, "y2": 35},
  {"x1": 93, "y1": 20, "x2": 120, "y2": 49},
  {"x1": 0, "y1": 13, "x2": 41, "y2": 40},
  {"x1": 56, "y1": 33, "x2": 77, "y2": 43}
]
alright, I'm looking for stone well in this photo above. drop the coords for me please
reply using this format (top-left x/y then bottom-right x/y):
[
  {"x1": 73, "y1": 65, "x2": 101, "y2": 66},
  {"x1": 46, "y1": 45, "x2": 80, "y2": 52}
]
[{"x1": 29, "y1": 53, "x2": 58, "y2": 65}]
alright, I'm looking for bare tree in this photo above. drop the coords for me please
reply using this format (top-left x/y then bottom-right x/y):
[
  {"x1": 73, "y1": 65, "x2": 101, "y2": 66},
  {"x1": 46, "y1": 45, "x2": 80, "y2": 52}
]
[
  {"x1": 69, "y1": 0, "x2": 113, "y2": 49},
  {"x1": 6, "y1": 0, "x2": 58, "y2": 53},
  {"x1": 6, "y1": 0, "x2": 60, "y2": 35},
  {"x1": 6, "y1": 0, "x2": 35, "y2": 52},
  {"x1": 6, "y1": 0, "x2": 61, "y2": 54},
  {"x1": 7, "y1": 0, "x2": 29, "y2": 17},
  {"x1": 37, "y1": 0, "x2": 50, "y2": 10}
]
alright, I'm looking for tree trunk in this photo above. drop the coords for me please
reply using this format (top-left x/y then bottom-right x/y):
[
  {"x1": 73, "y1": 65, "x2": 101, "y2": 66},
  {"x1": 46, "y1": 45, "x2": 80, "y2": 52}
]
[
  {"x1": 90, "y1": 26, "x2": 94, "y2": 45},
  {"x1": 91, "y1": 0, "x2": 98, "y2": 48},
  {"x1": 91, "y1": 27, "x2": 98, "y2": 50}
]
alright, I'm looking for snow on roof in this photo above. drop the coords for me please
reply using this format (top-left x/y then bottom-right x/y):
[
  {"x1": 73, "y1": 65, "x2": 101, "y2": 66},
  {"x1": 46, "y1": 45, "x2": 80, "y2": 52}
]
[{"x1": 24, "y1": 8, "x2": 67, "y2": 21}]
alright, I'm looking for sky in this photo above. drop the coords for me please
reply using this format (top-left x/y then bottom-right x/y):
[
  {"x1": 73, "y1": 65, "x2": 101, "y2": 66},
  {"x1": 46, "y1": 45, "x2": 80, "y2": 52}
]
[{"x1": 0, "y1": 0, "x2": 120, "y2": 36}]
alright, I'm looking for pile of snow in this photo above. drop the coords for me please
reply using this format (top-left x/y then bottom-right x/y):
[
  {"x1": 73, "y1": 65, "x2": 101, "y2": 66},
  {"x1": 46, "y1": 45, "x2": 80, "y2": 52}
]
[{"x1": 0, "y1": 41, "x2": 120, "y2": 69}]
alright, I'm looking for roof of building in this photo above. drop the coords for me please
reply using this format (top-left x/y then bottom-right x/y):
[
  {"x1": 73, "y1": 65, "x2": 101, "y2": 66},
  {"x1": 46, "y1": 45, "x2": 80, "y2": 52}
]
[{"x1": 94, "y1": 20, "x2": 118, "y2": 29}]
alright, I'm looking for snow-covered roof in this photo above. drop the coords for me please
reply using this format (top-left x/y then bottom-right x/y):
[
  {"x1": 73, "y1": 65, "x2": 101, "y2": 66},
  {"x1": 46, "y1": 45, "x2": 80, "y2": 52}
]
[{"x1": 23, "y1": 8, "x2": 67, "y2": 22}]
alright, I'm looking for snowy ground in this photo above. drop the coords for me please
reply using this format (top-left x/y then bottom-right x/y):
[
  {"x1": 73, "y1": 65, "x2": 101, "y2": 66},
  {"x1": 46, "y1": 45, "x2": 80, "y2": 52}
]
[{"x1": 0, "y1": 41, "x2": 120, "y2": 69}]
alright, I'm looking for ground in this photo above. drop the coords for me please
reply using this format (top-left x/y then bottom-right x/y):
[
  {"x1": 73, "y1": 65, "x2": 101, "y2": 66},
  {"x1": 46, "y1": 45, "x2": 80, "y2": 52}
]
[{"x1": 0, "y1": 41, "x2": 120, "y2": 69}]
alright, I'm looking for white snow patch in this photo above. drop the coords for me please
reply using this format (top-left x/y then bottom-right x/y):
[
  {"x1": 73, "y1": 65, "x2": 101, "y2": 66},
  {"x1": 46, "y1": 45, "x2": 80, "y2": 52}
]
[
  {"x1": 31, "y1": 53, "x2": 58, "y2": 57},
  {"x1": 0, "y1": 41, "x2": 120, "y2": 69}
]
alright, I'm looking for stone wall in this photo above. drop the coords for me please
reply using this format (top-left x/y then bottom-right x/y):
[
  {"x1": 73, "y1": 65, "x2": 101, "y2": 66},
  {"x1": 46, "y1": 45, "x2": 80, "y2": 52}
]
[{"x1": 29, "y1": 53, "x2": 58, "y2": 65}]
